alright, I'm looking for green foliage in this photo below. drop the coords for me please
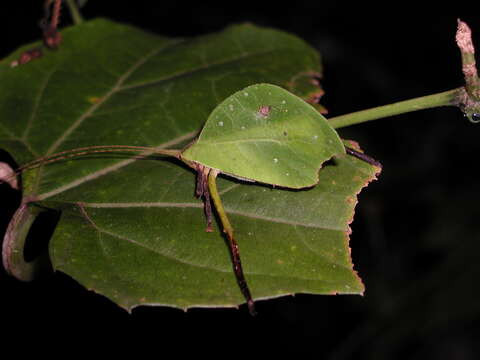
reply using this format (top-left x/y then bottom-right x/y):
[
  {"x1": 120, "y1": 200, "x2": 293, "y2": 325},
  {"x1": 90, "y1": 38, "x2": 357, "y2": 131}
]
[
  {"x1": 182, "y1": 84, "x2": 345, "y2": 188},
  {"x1": 0, "y1": 19, "x2": 379, "y2": 311}
]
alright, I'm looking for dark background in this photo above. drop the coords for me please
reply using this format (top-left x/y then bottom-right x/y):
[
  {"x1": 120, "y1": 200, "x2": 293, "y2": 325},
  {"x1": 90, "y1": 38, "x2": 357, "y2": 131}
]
[{"x1": 1, "y1": 3, "x2": 479, "y2": 358}]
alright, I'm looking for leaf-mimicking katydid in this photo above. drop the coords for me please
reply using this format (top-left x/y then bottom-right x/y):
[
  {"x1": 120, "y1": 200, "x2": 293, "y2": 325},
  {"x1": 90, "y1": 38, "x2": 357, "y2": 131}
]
[{"x1": 1, "y1": 84, "x2": 380, "y2": 316}]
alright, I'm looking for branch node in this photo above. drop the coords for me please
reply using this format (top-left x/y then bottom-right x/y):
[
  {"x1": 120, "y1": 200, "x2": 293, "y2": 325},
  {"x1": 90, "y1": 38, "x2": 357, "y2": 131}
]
[
  {"x1": 456, "y1": 19, "x2": 480, "y2": 122},
  {"x1": 456, "y1": 19, "x2": 475, "y2": 54}
]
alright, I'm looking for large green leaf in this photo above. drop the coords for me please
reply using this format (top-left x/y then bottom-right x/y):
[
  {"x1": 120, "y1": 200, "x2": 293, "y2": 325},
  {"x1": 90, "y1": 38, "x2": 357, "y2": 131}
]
[{"x1": 0, "y1": 19, "x2": 380, "y2": 311}]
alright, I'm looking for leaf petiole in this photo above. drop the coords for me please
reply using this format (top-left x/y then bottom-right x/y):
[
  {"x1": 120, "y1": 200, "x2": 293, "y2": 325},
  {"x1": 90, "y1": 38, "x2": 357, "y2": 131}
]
[{"x1": 328, "y1": 88, "x2": 461, "y2": 129}]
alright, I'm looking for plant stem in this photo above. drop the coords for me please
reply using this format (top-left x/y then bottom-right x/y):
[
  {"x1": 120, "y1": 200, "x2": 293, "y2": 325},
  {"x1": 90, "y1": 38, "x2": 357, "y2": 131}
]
[
  {"x1": 208, "y1": 170, "x2": 234, "y2": 237},
  {"x1": 2, "y1": 202, "x2": 52, "y2": 281},
  {"x1": 65, "y1": 0, "x2": 84, "y2": 25},
  {"x1": 328, "y1": 88, "x2": 461, "y2": 129},
  {"x1": 208, "y1": 169, "x2": 257, "y2": 316},
  {"x1": 455, "y1": 20, "x2": 480, "y2": 122}
]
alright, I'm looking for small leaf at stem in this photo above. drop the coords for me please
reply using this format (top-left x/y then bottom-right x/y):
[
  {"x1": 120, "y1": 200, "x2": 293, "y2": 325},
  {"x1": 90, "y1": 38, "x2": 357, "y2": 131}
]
[{"x1": 182, "y1": 84, "x2": 345, "y2": 189}]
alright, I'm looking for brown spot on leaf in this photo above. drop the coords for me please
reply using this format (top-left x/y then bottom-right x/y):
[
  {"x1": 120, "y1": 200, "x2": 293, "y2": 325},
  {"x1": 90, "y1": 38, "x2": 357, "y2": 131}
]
[
  {"x1": 87, "y1": 96, "x2": 103, "y2": 104},
  {"x1": 287, "y1": 71, "x2": 327, "y2": 112},
  {"x1": 344, "y1": 139, "x2": 361, "y2": 151},
  {"x1": 257, "y1": 105, "x2": 272, "y2": 117},
  {"x1": 10, "y1": 48, "x2": 43, "y2": 67}
]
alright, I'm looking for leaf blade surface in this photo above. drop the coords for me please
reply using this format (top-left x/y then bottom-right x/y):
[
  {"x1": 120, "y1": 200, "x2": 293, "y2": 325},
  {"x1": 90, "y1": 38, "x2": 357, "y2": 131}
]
[
  {"x1": 182, "y1": 83, "x2": 345, "y2": 188},
  {"x1": 0, "y1": 19, "x2": 379, "y2": 310}
]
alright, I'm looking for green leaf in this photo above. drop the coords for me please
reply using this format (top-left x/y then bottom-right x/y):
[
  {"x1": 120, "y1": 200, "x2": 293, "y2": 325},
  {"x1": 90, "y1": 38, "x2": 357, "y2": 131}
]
[
  {"x1": 182, "y1": 83, "x2": 345, "y2": 188},
  {"x1": 0, "y1": 19, "x2": 379, "y2": 311}
]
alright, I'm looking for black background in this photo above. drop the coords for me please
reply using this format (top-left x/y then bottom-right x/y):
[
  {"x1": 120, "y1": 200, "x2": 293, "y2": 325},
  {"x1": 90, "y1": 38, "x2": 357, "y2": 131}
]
[{"x1": 1, "y1": 3, "x2": 479, "y2": 358}]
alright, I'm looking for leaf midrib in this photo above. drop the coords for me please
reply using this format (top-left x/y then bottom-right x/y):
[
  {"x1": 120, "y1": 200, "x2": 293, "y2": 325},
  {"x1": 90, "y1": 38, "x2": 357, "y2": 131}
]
[
  {"x1": 45, "y1": 40, "x2": 184, "y2": 156},
  {"x1": 78, "y1": 203, "x2": 350, "y2": 279},
  {"x1": 58, "y1": 200, "x2": 347, "y2": 232}
]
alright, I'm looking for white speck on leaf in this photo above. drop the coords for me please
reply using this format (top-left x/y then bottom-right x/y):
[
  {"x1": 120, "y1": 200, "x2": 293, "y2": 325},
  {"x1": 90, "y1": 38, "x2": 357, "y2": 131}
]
[
  {"x1": 241, "y1": 126, "x2": 246, "y2": 130},
  {"x1": 229, "y1": 104, "x2": 234, "y2": 111},
  {"x1": 273, "y1": 158, "x2": 278, "y2": 163},
  {"x1": 244, "y1": 92, "x2": 249, "y2": 96},
  {"x1": 313, "y1": 135, "x2": 318, "y2": 140},
  {"x1": 281, "y1": 100, "x2": 286, "y2": 104},
  {"x1": 218, "y1": 121, "x2": 224, "y2": 126}
]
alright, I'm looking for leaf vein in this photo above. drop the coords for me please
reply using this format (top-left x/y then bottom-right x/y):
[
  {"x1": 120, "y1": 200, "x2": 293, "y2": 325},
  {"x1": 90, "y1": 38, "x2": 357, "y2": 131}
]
[
  {"x1": 22, "y1": 65, "x2": 58, "y2": 141},
  {"x1": 46, "y1": 40, "x2": 182, "y2": 156},
  {"x1": 77, "y1": 203, "x2": 235, "y2": 274},
  {"x1": 119, "y1": 48, "x2": 291, "y2": 92},
  {"x1": 76, "y1": 201, "x2": 345, "y2": 231},
  {"x1": 76, "y1": 204, "x2": 345, "y2": 282}
]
